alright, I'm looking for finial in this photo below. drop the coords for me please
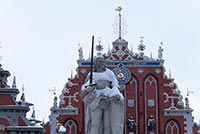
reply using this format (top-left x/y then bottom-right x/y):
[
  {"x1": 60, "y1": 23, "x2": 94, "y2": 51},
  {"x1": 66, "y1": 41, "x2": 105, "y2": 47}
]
[
  {"x1": 138, "y1": 37, "x2": 145, "y2": 51},
  {"x1": 158, "y1": 41, "x2": 164, "y2": 60},
  {"x1": 96, "y1": 37, "x2": 103, "y2": 57},
  {"x1": 140, "y1": 37, "x2": 144, "y2": 44},
  {"x1": 160, "y1": 41, "x2": 163, "y2": 46},
  {"x1": 185, "y1": 97, "x2": 190, "y2": 109},
  {"x1": 20, "y1": 85, "x2": 25, "y2": 102},
  {"x1": 138, "y1": 37, "x2": 145, "y2": 58},
  {"x1": 130, "y1": 44, "x2": 134, "y2": 56},
  {"x1": 78, "y1": 44, "x2": 84, "y2": 60},
  {"x1": 114, "y1": 6, "x2": 127, "y2": 40},
  {"x1": 107, "y1": 44, "x2": 111, "y2": 56},
  {"x1": 169, "y1": 69, "x2": 171, "y2": 79},
  {"x1": 150, "y1": 52, "x2": 153, "y2": 59},
  {"x1": 131, "y1": 44, "x2": 133, "y2": 52},
  {"x1": 12, "y1": 76, "x2": 17, "y2": 88},
  {"x1": 71, "y1": 69, "x2": 73, "y2": 79},
  {"x1": 115, "y1": 6, "x2": 123, "y2": 12},
  {"x1": 31, "y1": 106, "x2": 36, "y2": 119},
  {"x1": 42, "y1": 118, "x2": 45, "y2": 126}
]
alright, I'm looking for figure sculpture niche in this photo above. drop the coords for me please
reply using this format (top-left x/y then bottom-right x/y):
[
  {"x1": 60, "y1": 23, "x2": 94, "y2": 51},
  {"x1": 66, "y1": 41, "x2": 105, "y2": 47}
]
[
  {"x1": 148, "y1": 115, "x2": 155, "y2": 134},
  {"x1": 80, "y1": 56, "x2": 125, "y2": 134},
  {"x1": 128, "y1": 116, "x2": 137, "y2": 134}
]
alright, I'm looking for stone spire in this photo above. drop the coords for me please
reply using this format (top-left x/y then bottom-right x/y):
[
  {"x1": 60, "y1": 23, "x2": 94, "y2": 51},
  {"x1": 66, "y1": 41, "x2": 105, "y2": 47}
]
[
  {"x1": 31, "y1": 106, "x2": 36, "y2": 119},
  {"x1": 107, "y1": 44, "x2": 111, "y2": 56},
  {"x1": 18, "y1": 85, "x2": 33, "y2": 106},
  {"x1": 12, "y1": 76, "x2": 17, "y2": 88}
]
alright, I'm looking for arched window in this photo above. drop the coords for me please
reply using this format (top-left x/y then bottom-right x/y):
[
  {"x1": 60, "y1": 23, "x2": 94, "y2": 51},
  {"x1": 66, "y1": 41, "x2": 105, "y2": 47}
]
[
  {"x1": 165, "y1": 120, "x2": 179, "y2": 134},
  {"x1": 144, "y1": 75, "x2": 158, "y2": 134},
  {"x1": 64, "y1": 119, "x2": 77, "y2": 134}
]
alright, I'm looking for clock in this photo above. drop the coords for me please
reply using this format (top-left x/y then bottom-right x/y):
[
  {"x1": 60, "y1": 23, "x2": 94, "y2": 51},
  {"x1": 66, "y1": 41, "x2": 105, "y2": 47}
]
[{"x1": 113, "y1": 66, "x2": 131, "y2": 85}]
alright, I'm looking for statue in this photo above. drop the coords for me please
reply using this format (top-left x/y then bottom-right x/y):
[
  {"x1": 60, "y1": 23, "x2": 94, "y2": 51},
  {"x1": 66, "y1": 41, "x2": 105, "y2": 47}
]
[
  {"x1": 148, "y1": 115, "x2": 155, "y2": 133},
  {"x1": 80, "y1": 56, "x2": 124, "y2": 134},
  {"x1": 56, "y1": 123, "x2": 66, "y2": 134},
  {"x1": 128, "y1": 116, "x2": 137, "y2": 134}
]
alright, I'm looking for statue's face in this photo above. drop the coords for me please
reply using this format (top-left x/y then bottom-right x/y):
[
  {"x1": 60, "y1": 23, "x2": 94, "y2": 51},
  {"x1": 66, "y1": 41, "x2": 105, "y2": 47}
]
[{"x1": 94, "y1": 57, "x2": 106, "y2": 72}]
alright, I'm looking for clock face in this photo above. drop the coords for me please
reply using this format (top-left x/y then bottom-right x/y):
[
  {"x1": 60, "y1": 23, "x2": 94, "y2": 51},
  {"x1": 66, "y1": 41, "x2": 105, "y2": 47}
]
[{"x1": 113, "y1": 66, "x2": 131, "y2": 85}]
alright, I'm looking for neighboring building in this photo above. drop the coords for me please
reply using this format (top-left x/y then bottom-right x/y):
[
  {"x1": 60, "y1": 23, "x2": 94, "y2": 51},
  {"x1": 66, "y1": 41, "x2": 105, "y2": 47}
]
[{"x1": 0, "y1": 64, "x2": 44, "y2": 134}]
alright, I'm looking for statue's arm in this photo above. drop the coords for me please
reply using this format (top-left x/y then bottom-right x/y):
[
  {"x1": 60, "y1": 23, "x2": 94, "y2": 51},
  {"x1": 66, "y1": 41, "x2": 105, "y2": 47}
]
[{"x1": 80, "y1": 74, "x2": 95, "y2": 99}]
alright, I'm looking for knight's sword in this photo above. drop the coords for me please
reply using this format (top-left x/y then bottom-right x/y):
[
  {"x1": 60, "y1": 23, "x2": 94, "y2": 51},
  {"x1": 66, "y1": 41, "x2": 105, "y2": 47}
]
[{"x1": 89, "y1": 35, "x2": 95, "y2": 85}]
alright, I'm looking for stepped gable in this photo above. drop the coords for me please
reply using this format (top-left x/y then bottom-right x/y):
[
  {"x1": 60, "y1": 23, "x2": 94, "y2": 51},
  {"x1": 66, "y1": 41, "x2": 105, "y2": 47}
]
[{"x1": 105, "y1": 38, "x2": 133, "y2": 60}]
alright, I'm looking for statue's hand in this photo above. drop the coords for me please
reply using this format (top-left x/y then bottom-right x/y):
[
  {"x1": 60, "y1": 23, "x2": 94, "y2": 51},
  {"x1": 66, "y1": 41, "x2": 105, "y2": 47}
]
[
  {"x1": 80, "y1": 85, "x2": 95, "y2": 99},
  {"x1": 87, "y1": 85, "x2": 95, "y2": 92}
]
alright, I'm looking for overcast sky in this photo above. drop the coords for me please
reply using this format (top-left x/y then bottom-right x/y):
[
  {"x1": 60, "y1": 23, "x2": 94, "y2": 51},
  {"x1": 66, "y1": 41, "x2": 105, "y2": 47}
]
[{"x1": 0, "y1": 0, "x2": 200, "y2": 123}]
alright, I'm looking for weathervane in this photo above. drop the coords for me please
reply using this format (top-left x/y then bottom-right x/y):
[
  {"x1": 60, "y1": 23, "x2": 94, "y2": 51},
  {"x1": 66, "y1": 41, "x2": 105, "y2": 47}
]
[
  {"x1": 49, "y1": 87, "x2": 56, "y2": 96},
  {"x1": 115, "y1": 6, "x2": 122, "y2": 40},
  {"x1": 49, "y1": 87, "x2": 58, "y2": 107},
  {"x1": 186, "y1": 88, "x2": 193, "y2": 97},
  {"x1": 113, "y1": 6, "x2": 127, "y2": 40}
]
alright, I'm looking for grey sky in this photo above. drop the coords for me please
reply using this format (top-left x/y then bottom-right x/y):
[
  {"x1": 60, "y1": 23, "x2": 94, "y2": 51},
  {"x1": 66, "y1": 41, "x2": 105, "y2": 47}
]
[{"x1": 0, "y1": 0, "x2": 200, "y2": 123}]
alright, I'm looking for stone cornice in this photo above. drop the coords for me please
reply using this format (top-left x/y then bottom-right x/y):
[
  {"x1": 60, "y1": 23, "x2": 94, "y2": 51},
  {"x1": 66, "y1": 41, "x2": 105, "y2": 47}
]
[
  {"x1": 0, "y1": 88, "x2": 19, "y2": 94},
  {"x1": 6, "y1": 126, "x2": 44, "y2": 132},
  {"x1": 0, "y1": 105, "x2": 30, "y2": 115}
]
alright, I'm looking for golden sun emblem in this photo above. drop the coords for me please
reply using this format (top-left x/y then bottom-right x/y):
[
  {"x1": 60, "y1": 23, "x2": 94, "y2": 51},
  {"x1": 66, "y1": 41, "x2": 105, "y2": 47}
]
[{"x1": 117, "y1": 72, "x2": 124, "y2": 79}]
